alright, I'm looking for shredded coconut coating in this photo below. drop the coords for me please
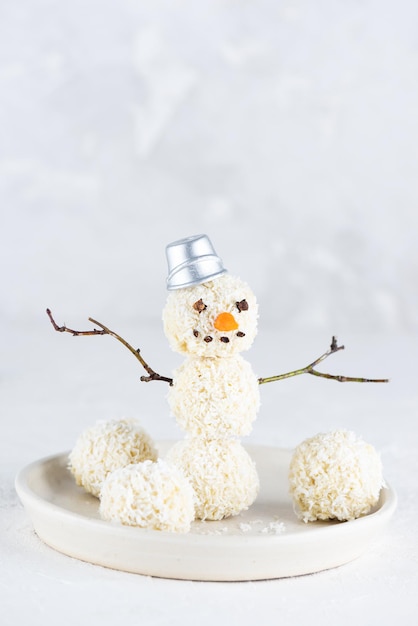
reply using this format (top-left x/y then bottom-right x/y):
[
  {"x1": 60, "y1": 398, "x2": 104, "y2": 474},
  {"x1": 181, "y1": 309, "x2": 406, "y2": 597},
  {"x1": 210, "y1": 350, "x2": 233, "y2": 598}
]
[
  {"x1": 100, "y1": 459, "x2": 195, "y2": 533},
  {"x1": 162, "y1": 274, "x2": 258, "y2": 357},
  {"x1": 168, "y1": 355, "x2": 260, "y2": 437},
  {"x1": 289, "y1": 430, "x2": 384, "y2": 522},
  {"x1": 166, "y1": 438, "x2": 259, "y2": 521},
  {"x1": 68, "y1": 419, "x2": 158, "y2": 498}
]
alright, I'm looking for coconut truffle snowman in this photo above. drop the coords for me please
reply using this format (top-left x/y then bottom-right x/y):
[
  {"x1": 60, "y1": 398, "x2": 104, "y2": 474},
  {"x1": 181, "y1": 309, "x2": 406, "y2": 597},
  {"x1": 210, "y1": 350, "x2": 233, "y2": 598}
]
[
  {"x1": 162, "y1": 235, "x2": 260, "y2": 520},
  {"x1": 50, "y1": 234, "x2": 387, "y2": 530}
]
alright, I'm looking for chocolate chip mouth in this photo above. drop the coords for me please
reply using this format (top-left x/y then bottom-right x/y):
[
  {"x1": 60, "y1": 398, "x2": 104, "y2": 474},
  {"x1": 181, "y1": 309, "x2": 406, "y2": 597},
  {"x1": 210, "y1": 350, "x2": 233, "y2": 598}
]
[{"x1": 193, "y1": 330, "x2": 246, "y2": 343}]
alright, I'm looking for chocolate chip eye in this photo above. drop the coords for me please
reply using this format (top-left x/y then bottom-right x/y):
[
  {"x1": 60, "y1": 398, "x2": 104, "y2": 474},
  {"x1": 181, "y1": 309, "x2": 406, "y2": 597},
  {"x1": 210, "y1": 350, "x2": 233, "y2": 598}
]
[
  {"x1": 236, "y1": 299, "x2": 249, "y2": 313},
  {"x1": 193, "y1": 299, "x2": 207, "y2": 313}
]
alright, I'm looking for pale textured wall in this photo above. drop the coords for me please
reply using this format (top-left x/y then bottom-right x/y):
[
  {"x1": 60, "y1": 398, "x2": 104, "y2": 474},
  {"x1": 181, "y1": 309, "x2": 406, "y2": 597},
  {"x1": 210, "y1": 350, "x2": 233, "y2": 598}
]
[{"x1": 1, "y1": 0, "x2": 417, "y2": 332}]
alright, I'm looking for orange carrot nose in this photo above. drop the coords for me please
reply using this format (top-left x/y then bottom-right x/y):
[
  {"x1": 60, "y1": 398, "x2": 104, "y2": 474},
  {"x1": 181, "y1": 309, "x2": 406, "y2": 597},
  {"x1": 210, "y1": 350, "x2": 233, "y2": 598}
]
[{"x1": 214, "y1": 312, "x2": 239, "y2": 332}]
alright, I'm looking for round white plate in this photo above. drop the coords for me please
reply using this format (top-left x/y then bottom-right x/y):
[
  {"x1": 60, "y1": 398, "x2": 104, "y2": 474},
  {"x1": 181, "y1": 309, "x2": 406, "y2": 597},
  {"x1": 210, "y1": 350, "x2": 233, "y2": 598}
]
[{"x1": 15, "y1": 443, "x2": 396, "y2": 581}]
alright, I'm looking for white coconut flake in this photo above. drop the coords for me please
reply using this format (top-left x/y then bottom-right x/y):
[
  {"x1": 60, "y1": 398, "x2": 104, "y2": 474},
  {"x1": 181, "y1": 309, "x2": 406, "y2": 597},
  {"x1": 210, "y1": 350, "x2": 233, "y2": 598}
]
[
  {"x1": 68, "y1": 418, "x2": 158, "y2": 497},
  {"x1": 238, "y1": 518, "x2": 286, "y2": 534},
  {"x1": 289, "y1": 429, "x2": 384, "y2": 522},
  {"x1": 166, "y1": 438, "x2": 259, "y2": 521},
  {"x1": 260, "y1": 520, "x2": 286, "y2": 534},
  {"x1": 168, "y1": 355, "x2": 260, "y2": 438},
  {"x1": 100, "y1": 459, "x2": 195, "y2": 533},
  {"x1": 162, "y1": 274, "x2": 258, "y2": 357}
]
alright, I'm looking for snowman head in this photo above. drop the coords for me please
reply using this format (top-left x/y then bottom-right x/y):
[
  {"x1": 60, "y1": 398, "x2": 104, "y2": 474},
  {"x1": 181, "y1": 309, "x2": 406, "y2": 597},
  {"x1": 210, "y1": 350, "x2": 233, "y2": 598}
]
[
  {"x1": 163, "y1": 235, "x2": 258, "y2": 357},
  {"x1": 163, "y1": 273, "x2": 258, "y2": 357}
]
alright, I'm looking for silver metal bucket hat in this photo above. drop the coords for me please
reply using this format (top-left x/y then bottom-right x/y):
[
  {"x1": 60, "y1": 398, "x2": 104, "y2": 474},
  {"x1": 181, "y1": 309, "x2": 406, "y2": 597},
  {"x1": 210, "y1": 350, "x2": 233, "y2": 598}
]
[{"x1": 166, "y1": 234, "x2": 227, "y2": 290}]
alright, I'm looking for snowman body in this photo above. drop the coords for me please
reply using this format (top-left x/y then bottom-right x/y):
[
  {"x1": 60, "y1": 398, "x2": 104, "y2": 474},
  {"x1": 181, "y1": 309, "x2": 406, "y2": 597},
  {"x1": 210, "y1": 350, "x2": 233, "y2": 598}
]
[
  {"x1": 163, "y1": 273, "x2": 261, "y2": 520},
  {"x1": 168, "y1": 355, "x2": 260, "y2": 438}
]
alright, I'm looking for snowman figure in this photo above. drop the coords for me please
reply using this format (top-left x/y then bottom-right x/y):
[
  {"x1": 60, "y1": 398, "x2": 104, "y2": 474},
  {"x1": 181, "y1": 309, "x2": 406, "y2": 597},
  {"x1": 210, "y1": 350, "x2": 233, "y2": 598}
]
[
  {"x1": 48, "y1": 234, "x2": 387, "y2": 530},
  {"x1": 162, "y1": 235, "x2": 261, "y2": 520}
]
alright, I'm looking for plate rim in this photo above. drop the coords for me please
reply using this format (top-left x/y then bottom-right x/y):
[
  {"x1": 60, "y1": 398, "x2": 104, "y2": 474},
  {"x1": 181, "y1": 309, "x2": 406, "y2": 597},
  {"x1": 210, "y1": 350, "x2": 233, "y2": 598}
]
[{"x1": 15, "y1": 445, "x2": 397, "y2": 579}]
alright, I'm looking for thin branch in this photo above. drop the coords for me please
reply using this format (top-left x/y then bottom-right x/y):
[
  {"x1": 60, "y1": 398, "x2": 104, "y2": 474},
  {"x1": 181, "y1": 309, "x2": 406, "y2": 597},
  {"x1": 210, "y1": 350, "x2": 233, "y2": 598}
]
[
  {"x1": 258, "y1": 336, "x2": 389, "y2": 385},
  {"x1": 46, "y1": 308, "x2": 106, "y2": 336},
  {"x1": 46, "y1": 309, "x2": 173, "y2": 385}
]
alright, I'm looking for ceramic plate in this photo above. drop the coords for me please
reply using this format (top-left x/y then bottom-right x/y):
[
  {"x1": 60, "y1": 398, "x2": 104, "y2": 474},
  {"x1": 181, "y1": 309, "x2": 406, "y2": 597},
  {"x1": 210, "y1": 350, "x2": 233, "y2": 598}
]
[{"x1": 15, "y1": 443, "x2": 396, "y2": 581}]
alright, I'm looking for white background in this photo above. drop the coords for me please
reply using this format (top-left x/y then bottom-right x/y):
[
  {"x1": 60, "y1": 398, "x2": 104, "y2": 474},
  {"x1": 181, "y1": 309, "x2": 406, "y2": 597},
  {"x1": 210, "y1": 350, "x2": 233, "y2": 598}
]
[{"x1": 1, "y1": 1, "x2": 417, "y2": 624}]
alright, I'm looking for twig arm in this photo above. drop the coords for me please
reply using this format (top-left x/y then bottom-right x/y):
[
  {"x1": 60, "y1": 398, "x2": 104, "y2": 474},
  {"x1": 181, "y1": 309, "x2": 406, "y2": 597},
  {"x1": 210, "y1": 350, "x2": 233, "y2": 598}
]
[
  {"x1": 47, "y1": 308, "x2": 106, "y2": 336},
  {"x1": 258, "y1": 336, "x2": 389, "y2": 385},
  {"x1": 46, "y1": 309, "x2": 173, "y2": 385}
]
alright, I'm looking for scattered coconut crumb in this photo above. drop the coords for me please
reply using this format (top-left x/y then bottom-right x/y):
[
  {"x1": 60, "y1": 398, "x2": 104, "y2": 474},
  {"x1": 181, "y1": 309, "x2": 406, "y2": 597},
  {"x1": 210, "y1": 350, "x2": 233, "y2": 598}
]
[
  {"x1": 238, "y1": 518, "x2": 286, "y2": 535},
  {"x1": 193, "y1": 518, "x2": 286, "y2": 536},
  {"x1": 260, "y1": 520, "x2": 286, "y2": 535},
  {"x1": 238, "y1": 523, "x2": 252, "y2": 533}
]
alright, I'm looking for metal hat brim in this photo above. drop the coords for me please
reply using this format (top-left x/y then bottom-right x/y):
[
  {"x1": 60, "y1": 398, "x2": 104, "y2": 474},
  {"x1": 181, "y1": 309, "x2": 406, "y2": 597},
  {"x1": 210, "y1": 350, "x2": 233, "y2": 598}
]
[{"x1": 166, "y1": 256, "x2": 227, "y2": 290}]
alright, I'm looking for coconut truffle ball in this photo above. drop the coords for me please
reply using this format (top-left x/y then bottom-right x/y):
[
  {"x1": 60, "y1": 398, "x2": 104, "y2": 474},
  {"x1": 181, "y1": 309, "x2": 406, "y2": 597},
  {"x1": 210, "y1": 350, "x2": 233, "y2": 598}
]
[
  {"x1": 99, "y1": 459, "x2": 195, "y2": 533},
  {"x1": 166, "y1": 438, "x2": 259, "y2": 520},
  {"x1": 69, "y1": 418, "x2": 158, "y2": 498},
  {"x1": 162, "y1": 274, "x2": 258, "y2": 357},
  {"x1": 168, "y1": 355, "x2": 260, "y2": 438},
  {"x1": 289, "y1": 430, "x2": 384, "y2": 523}
]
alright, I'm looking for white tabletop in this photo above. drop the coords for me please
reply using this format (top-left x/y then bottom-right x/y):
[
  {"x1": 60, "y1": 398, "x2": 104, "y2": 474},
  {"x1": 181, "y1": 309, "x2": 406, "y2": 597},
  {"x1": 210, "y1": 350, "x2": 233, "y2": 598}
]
[{"x1": 2, "y1": 320, "x2": 416, "y2": 625}]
